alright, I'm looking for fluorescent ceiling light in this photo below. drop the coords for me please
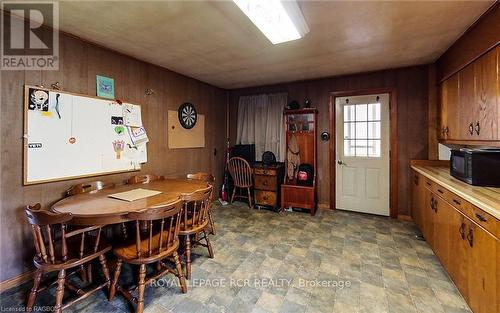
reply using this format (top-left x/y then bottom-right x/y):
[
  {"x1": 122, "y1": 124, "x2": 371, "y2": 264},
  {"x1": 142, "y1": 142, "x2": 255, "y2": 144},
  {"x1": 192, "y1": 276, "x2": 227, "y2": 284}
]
[{"x1": 233, "y1": 0, "x2": 309, "y2": 44}]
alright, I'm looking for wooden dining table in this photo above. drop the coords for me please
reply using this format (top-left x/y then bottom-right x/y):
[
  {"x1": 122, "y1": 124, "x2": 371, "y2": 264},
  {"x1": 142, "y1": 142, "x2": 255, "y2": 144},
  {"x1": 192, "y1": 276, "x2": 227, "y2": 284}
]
[{"x1": 52, "y1": 179, "x2": 208, "y2": 226}]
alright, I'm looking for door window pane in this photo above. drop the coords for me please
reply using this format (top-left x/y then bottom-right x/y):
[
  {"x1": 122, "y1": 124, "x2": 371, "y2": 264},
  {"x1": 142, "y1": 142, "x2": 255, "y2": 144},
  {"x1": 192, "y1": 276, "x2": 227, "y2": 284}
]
[
  {"x1": 367, "y1": 140, "x2": 381, "y2": 157},
  {"x1": 344, "y1": 122, "x2": 355, "y2": 140},
  {"x1": 368, "y1": 103, "x2": 381, "y2": 121},
  {"x1": 368, "y1": 121, "x2": 381, "y2": 139},
  {"x1": 344, "y1": 140, "x2": 355, "y2": 156},
  {"x1": 344, "y1": 105, "x2": 355, "y2": 122},
  {"x1": 343, "y1": 102, "x2": 382, "y2": 158},
  {"x1": 355, "y1": 104, "x2": 368, "y2": 121}
]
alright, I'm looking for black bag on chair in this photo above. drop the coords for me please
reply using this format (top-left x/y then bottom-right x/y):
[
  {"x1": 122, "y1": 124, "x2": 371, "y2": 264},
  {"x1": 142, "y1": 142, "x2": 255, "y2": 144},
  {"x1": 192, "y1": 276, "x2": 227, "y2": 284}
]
[{"x1": 296, "y1": 163, "x2": 314, "y2": 186}]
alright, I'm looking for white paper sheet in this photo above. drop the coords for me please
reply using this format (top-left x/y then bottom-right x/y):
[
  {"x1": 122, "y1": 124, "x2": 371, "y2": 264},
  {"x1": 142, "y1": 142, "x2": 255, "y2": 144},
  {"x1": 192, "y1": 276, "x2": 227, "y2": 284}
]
[
  {"x1": 123, "y1": 103, "x2": 142, "y2": 127},
  {"x1": 108, "y1": 188, "x2": 161, "y2": 202}
]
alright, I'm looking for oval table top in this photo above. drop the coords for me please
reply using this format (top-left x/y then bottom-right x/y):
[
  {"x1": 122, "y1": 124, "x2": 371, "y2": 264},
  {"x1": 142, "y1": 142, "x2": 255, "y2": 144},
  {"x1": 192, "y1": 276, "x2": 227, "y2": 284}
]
[{"x1": 52, "y1": 179, "x2": 208, "y2": 225}]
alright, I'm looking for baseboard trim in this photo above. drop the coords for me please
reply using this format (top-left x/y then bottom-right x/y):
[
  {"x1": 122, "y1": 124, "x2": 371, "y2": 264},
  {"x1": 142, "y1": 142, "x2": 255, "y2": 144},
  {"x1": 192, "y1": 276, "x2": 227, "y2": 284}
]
[
  {"x1": 0, "y1": 269, "x2": 35, "y2": 293},
  {"x1": 397, "y1": 214, "x2": 413, "y2": 222},
  {"x1": 318, "y1": 203, "x2": 331, "y2": 210}
]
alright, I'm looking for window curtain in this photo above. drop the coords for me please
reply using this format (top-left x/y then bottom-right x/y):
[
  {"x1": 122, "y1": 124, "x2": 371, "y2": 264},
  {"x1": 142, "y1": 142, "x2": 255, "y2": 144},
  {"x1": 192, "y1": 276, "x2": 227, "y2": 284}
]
[{"x1": 236, "y1": 93, "x2": 287, "y2": 161}]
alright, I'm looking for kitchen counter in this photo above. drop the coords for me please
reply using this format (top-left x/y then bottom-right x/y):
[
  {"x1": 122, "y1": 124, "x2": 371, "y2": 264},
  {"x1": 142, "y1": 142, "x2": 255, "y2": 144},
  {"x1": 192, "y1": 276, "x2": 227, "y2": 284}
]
[{"x1": 411, "y1": 162, "x2": 500, "y2": 220}]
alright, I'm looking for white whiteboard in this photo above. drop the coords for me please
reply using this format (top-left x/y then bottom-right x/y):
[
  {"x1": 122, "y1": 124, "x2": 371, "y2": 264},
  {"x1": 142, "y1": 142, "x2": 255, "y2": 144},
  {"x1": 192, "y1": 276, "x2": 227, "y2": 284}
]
[{"x1": 23, "y1": 85, "x2": 147, "y2": 185}]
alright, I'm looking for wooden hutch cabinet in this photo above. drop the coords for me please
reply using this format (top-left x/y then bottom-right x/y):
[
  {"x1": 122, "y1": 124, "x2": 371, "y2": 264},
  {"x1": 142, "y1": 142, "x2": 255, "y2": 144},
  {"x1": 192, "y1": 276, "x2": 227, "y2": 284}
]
[{"x1": 281, "y1": 108, "x2": 318, "y2": 215}]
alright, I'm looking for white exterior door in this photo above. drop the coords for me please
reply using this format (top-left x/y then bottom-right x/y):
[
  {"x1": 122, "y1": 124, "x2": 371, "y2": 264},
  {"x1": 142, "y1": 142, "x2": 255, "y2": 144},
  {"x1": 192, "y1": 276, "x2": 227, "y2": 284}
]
[{"x1": 335, "y1": 93, "x2": 390, "y2": 216}]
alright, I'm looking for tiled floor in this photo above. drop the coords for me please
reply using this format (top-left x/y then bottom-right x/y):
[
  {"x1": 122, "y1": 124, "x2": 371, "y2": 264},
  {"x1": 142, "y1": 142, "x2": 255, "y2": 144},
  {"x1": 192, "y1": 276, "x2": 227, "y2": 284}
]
[{"x1": 0, "y1": 202, "x2": 471, "y2": 313}]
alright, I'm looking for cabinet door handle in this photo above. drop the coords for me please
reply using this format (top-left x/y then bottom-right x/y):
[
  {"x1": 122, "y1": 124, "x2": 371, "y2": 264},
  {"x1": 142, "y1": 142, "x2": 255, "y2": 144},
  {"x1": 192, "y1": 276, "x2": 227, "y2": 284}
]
[
  {"x1": 445, "y1": 126, "x2": 449, "y2": 135},
  {"x1": 459, "y1": 222, "x2": 466, "y2": 240},
  {"x1": 452, "y1": 199, "x2": 461, "y2": 206},
  {"x1": 467, "y1": 228, "x2": 474, "y2": 247},
  {"x1": 263, "y1": 181, "x2": 268, "y2": 186},
  {"x1": 425, "y1": 182, "x2": 431, "y2": 187},
  {"x1": 468, "y1": 123, "x2": 474, "y2": 135},
  {"x1": 474, "y1": 122, "x2": 480, "y2": 136},
  {"x1": 475, "y1": 213, "x2": 487, "y2": 222},
  {"x1": 437, "y1": 189, "x2": 444, "y2": 194}
]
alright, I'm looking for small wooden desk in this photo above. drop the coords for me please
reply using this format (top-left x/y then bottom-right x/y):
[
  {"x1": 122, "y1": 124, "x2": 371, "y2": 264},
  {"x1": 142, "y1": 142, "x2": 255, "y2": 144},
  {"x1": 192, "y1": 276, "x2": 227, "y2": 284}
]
[{"x1": 52, "y1": 179, "x2": 207, "y2": 226}]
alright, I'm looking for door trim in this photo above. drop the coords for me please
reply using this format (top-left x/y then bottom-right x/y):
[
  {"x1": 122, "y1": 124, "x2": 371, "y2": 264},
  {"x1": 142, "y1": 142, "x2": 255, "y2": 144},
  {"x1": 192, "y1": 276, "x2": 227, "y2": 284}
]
[{"x1": 329, "y1": 87, "x2": 398, "y2": 218}]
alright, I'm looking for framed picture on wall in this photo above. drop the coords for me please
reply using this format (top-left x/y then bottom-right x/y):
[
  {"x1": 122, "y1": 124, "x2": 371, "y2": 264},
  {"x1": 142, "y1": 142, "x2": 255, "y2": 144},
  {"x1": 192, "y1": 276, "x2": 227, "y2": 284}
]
[{"x1": 96, "y1": 75, "x2": 115, "y2": 99}]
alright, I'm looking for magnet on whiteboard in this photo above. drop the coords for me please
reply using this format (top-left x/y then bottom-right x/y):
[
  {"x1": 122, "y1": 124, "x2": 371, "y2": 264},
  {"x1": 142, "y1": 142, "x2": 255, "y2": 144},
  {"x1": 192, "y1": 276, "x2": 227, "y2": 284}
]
[{"x1": 69, "y1": 137, "x2": 76, "y2": 144}]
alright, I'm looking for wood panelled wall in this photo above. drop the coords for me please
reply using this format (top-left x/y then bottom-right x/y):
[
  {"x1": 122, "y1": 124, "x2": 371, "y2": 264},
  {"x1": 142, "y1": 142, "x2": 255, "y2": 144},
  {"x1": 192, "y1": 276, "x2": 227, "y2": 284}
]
[
  {"x1": 0, "y1": 32, "x2": 227, "y2": 282},
  {"x1": 229, "y1": 66, "x2": 431, "y2": 216}
]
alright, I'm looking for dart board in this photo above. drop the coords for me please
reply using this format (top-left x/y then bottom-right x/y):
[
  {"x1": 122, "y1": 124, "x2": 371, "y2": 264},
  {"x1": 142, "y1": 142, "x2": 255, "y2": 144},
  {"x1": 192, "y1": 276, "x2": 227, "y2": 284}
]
[{"x1": 178, "y1": 102, "x2": 197, "y2": 129}]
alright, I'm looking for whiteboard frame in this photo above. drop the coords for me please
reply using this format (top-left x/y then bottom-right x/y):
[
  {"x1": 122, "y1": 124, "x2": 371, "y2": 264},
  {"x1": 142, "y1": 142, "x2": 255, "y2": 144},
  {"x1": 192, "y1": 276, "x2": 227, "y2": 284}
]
[{"x1": 23, "y1": 85, "x2": 140, "y2": 185}]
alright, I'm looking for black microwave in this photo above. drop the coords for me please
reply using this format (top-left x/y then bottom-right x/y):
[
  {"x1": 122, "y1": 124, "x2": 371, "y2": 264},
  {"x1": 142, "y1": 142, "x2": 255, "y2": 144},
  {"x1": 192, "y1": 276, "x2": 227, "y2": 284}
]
[{"x1": 450, "y1": 148, "x2": 500, "y2": 186}]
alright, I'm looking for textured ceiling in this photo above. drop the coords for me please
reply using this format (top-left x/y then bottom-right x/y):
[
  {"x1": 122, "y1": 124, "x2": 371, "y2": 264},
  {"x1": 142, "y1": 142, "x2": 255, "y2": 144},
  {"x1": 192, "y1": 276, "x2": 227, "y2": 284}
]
[{"x1": 58, "y1": 1, "x2": 493, "y2": 89}]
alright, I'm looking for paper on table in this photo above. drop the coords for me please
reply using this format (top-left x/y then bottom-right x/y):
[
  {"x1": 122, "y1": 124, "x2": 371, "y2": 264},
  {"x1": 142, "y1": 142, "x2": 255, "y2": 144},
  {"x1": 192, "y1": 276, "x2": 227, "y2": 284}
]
[
  {"x1": 108, "y1": 188, "x2": 161, "y2": 202},
  {"x1": 123, "y1": 103, "x2": 142, "y2": 127}
]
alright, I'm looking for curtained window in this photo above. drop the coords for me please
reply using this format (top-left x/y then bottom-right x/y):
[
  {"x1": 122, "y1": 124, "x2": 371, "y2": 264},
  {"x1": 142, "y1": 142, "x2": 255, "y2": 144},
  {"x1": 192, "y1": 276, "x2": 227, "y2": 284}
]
[{"x1": 236, "y1": 93, "x2": 287, "y2": 161}]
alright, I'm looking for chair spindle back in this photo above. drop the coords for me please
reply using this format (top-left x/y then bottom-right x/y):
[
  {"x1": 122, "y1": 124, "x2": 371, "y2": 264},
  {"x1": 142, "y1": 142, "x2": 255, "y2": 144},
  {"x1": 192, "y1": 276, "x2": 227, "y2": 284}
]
[
  {"x1": 25, "y1": 204, "x2": 103, "y2": 265},
  {"x1": 180, "y1": 186, "x2": 212, "y2": 230},
  {"x1": 228, "y1": 157, "x2": 253, "y2": 188},
  {"x1": 127, "y1": 174, "x2": 164, "y2": 185},
  {"x1": 126, "y1": 199, "x2": 183, "y2": 259}
]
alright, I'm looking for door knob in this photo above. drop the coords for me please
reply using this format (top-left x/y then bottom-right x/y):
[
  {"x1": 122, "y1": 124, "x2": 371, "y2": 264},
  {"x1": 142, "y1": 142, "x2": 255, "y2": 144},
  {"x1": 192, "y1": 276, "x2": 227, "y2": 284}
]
[{"x1": 337, "y1": 160, "x2": 347, "y2": 166}]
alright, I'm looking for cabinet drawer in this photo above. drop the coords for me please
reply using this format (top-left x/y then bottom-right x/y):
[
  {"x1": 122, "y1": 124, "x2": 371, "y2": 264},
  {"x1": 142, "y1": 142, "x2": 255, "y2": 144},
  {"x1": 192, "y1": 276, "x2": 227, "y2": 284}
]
[
  {"x1": 255, "y1": 190, "x2": 277, "y2": 206},
  {"x1": 254, "y1": 168, "x2": 276, "y2": 176},
  {"x1": 466, "y1": 205, "x2": 499, "y2": 238},
  {"x1": 424, "y1": 178, "x2": 434, "y2": 190},
  {"x1": 432, "y1": 183, "x2": 449, "y2": 199},
  {"x1": 445, "y1": 192, "x2": 468, "y2": 214},
  {"x1": 255, "y1": 175, "x2": 277, "y2": 191}
]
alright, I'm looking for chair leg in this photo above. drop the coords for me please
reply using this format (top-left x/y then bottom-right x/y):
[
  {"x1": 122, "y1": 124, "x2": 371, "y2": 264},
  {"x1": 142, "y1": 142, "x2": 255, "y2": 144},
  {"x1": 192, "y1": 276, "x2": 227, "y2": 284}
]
[
  {"x1": 109, "y1": 259, "x2": 122, "y2": 301},
  {"x1": 87, "y1": 263, "x2": 93, "y2": 284},
  {"x1": 99, "y1": 254, "x2": 111, "y2": 290},
  {"x1": 173, "y1": 252, "x2": 187, "y2": 293},
  {"x1": 54, "y1": 269, "x2": 66, "y2": 313},
  {"x1": 79, "y1": 265, "x2": 87, "y2": 282},
  {"x1": 203, "y1": 230, "x2": 214, "y2": 259},
  {"x1": 136, "y1": 264, "x2": 146, "y2": 313},
  {"x1": 208, "y1": 209, "x2": 216, "y2": 235},
  {"x1": 230, "y1": 187, "x2": 236, "y2": 204},
  {"x1": 247, "y1": 187, "x2": 253, "y2": 208},
  {"x1": 26, "y1": 269, "x2": 42, "y2": 310},
  {"x1": 185, "y1": 235, "x2": 192, "y2": 280}
]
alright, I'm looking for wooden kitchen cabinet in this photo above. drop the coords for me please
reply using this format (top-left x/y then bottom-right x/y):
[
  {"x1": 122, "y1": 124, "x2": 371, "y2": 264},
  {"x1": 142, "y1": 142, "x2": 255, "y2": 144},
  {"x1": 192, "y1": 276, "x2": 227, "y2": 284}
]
[
  {"x1": 474, "y1": 48, "x2": 498, "y2": 140},
  {"x1": 440, "y1": 74, "x2": 460, "y2": 140},
  {"x1": 448, "y1": 208, "x2": 470, "y2": 301},
  {"x1": 466, "y1": 220, "x2": 498, "y2": 313},
  {"x1": 411, "y1": 165, "x2": 500, "y2": 313},
  {"x1": 423, "y1": 187, "x2": 435, "y2": 247},
  {"x1": 439, "y1": 45, "x2": 499, "y2": 145}
]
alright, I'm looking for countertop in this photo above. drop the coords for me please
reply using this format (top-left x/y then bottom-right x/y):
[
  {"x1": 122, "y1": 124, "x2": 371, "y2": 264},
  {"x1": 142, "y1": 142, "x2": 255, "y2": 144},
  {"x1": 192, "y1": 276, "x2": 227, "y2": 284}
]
[{"x1": 411, "y1": 163, "x2": 500, "y2": 220}]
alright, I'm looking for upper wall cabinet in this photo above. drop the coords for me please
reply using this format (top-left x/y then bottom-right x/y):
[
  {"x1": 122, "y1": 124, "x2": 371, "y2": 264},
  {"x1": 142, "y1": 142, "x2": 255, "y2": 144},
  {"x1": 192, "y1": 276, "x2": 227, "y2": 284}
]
[{"x1": 439, "y1": 46, "x2": 499, "y2": 145}]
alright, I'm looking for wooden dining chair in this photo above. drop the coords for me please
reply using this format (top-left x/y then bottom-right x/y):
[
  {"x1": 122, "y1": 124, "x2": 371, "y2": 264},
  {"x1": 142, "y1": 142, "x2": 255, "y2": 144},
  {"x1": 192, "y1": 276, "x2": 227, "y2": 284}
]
[
  {"x1": 179, "y1": 186, "x2": 214, "y2": 280},
  {"x1": 186, "y1": 172, "x2": 216, "y2": 235},
  {"x1": 66, "y1": 180, "x2": 120, "y2": 282},
  {"x1": 24, "y1": 204, "x2": 111, "y2": 313},
  {"x1": 109, "y1": 199, "x2": 186, "y2": 313},
  {"x1": 126, "y1": 174, "x2": 164, "y2": 185},
  {"x1": 228, "y1": 157, "x2": 253, "y2": 208}
]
